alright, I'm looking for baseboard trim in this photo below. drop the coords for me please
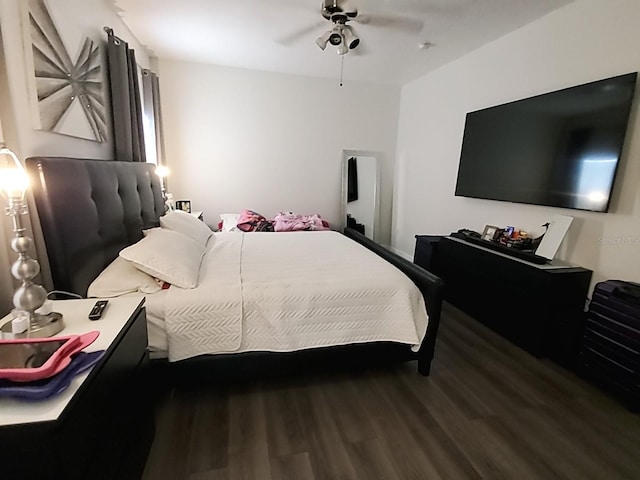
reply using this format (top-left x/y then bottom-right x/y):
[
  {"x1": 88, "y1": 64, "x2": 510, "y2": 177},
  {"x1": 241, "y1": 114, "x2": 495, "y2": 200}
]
[{"x1": 385, "y1": 245, "x2": 413, "y2": 262}]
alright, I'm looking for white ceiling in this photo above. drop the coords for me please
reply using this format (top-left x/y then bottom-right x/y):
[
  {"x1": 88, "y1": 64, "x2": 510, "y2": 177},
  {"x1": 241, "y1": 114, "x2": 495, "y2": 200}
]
[{"x1": 113, "y1": 0, "x2": 575, "y2": 86}]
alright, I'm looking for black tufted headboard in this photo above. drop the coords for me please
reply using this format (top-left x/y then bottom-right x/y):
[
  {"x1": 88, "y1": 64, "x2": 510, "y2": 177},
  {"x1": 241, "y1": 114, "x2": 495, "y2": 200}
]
[{"x1": 25, "y1": 157, "x2": 165, "y2": 297}]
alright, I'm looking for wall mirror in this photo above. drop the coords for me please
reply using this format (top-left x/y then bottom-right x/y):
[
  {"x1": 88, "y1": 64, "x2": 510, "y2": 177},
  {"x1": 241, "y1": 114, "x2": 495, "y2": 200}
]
[{"x1": 341, "y1": 150, "x2": 380, "y2": 242}]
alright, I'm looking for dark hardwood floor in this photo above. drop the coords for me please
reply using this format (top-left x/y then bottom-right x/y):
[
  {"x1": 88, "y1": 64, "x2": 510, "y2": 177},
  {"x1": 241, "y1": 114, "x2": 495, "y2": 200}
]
[{"x1": 142, "y1": 304, "x2": 640, "y2": 480}]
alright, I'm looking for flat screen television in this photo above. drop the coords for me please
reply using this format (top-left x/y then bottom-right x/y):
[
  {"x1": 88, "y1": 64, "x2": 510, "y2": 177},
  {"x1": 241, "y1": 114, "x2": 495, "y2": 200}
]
[{"x1": 454, "y1": 72, "x2": 637, "y2": 212}]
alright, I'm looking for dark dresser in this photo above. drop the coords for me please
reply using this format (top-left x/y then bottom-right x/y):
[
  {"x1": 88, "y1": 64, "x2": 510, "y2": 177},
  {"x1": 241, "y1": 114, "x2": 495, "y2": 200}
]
[{"x1": 415, "y1": 235, "x2": 592, "y2": 367}]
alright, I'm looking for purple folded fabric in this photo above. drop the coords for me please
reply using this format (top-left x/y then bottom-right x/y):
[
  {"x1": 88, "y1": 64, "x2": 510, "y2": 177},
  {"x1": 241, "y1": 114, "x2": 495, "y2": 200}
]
[{"x1": 0, "y1": 350, "x2": 104, "y2": 401}]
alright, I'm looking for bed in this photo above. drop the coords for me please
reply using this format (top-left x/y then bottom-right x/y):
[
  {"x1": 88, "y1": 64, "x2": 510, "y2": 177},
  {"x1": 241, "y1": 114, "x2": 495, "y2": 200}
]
[{"x1": 25, "y1": 157, "x2": 444, "y2": 380}]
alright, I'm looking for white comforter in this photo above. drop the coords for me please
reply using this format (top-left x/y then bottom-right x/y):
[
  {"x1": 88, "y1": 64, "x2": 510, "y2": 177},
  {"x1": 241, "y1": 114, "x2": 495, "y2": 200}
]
[{"x1": 163, "y1": 231, "x2": 429, "y2": 361}]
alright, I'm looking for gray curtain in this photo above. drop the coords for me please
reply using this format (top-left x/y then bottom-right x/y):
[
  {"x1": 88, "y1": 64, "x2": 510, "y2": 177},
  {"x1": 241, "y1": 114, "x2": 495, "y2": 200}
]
[
  {"x1": 142, "y1": 69, "x2": 166, "y2": 166},
  {"x1": 105, "y1": 28, "x2": 146, "y2": 162}
]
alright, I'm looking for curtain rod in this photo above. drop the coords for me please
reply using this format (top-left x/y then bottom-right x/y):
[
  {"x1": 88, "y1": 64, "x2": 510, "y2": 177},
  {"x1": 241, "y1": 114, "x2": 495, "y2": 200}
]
[{"x1": 103, "y1": 26, "x2": 122, "y2": 46}]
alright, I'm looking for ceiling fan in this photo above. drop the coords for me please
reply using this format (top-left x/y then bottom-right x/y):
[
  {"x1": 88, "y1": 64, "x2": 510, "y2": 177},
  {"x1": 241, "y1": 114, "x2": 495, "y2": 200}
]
[
  {"x1": 317, "y1": 1, "x2": 359, "y2": 55},
  {"x1": 279, "y1": 0, "x2": 425, "y2": 56}
]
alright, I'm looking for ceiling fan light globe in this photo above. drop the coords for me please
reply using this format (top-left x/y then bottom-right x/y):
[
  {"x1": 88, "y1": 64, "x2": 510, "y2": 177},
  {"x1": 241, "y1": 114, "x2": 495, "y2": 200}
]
[
  {"x1": 337, "y1": 43, "x2": 348, "y2": 55},
  {"x1": 329, "y1": 32, "x2": 342, "y2": 46},
  {"x1": 316, "y1": 30, "x2": 331, "y2": 50},
  {"x1": 343, "y1": 26, "x2": 359, "y2": 49}
]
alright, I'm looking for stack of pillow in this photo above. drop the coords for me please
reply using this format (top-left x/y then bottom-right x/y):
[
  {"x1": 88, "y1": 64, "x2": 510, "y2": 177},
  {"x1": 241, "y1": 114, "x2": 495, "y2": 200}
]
[{"x1": 88, "y1": 210, "x2": 213, "y2": 297}]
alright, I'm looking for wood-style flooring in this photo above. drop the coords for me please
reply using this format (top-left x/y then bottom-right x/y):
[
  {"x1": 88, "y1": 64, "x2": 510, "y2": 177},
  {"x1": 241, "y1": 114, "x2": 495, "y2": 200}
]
[{"x1": 142, "y1": 304, "x2": 640, "y2": 480}]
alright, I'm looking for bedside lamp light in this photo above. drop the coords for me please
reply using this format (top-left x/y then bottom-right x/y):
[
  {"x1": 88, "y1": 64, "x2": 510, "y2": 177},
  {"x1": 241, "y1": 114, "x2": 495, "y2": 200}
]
[
  {"x1": 155, "y1": 165, "x2": 172, "y2": 211},
  {"x1": 155, "y1": 165, "x2": 169, "y2": 192},
  {"x1": 0, "y1": 145, "x2": 63, "y2": 338}
]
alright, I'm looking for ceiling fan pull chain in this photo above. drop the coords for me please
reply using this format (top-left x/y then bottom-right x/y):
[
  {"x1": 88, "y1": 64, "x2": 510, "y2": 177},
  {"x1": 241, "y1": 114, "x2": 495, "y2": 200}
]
[{"x1": 340, "y1": 55, "x2": 344, "y2": 87}]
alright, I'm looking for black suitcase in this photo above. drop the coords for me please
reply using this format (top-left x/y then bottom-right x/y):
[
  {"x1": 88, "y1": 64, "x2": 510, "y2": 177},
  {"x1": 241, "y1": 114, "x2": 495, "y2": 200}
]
[{"x1": 580, "y1": 280, "x2": 640, "y2": 411}]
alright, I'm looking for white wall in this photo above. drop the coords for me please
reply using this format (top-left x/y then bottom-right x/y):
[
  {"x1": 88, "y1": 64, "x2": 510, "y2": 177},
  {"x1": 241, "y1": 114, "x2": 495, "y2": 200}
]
[
  {"x1": 158, "y1": 59, "x2": 400, "y2": 243},
  {"x1": 393, "y1": 0, "x2": 640, "y2": 291}
]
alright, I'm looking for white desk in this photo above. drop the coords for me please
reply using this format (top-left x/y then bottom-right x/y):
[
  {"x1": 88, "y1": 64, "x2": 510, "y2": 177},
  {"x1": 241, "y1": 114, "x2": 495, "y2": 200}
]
[{"x1": 0, "y1": 296, "x2": 144, "y2": 426}]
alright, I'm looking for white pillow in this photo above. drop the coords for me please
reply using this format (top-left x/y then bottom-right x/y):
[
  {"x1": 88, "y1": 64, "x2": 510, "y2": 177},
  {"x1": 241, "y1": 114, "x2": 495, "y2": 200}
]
[
  {"x1": 220, "y1": 213, "x2": 240, "y2": 232},
  {"x1": 119, "y1": 228, "x2": 205, "y2": 288},
  {"x1": 160, "y1": 209, "x2": 212, "y2": 246},
  {"x1": 142, "y1": 227, "x2": 161, "y2": 236},
  {"x1": 88, "y1": 257, "x2": 162, "y2": 298}
]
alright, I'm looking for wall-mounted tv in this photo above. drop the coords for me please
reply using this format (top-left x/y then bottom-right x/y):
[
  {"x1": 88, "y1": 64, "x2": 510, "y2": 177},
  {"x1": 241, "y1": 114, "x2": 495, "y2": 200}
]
[{"x1": 454, "y1": 72, "x2": 637, "y2": 212}]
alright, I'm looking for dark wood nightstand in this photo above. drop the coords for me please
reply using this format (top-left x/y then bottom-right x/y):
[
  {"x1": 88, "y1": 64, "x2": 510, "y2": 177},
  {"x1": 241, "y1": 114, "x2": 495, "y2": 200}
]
[{"x1": 0, "y1": 296, "x2": 155, "y2": 480}]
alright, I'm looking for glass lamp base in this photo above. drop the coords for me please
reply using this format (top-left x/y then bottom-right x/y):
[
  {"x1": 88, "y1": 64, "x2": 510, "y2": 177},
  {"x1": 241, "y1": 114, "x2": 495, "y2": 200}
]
[{"x1": 1, "y1": 312, "x2": 65, "y2": 339}]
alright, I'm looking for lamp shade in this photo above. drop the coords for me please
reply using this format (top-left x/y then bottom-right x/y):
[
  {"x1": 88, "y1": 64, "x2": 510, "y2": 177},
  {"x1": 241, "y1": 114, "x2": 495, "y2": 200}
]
[
  {"x1": 0, "y1": 146, "x2": 28, "y2": 201},
  {"x1": 155, "y1": 165, "x2": 170, "y2": 179}
]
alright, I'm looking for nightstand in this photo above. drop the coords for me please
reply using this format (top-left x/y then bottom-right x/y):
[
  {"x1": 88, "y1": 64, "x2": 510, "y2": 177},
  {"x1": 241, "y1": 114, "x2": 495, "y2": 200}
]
[
  {"x1": 190, "y1": 210, "x2": 204, "y2": 221},
  {"x1": 0, "y1": 296, "x2": 155, "y2": 480}
]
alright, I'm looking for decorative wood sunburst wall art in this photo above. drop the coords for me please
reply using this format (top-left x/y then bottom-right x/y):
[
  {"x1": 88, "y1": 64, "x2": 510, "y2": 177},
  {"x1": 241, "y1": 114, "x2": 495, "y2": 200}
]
[{"x1": 29, "y1": 0, "x2": 107, "y2": 142}]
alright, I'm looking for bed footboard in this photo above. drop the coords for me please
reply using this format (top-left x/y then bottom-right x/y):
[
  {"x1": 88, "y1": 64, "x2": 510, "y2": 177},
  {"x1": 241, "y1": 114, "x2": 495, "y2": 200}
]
[{"x1": 343, "y1": 228, "x2": 444, "y2": 375}]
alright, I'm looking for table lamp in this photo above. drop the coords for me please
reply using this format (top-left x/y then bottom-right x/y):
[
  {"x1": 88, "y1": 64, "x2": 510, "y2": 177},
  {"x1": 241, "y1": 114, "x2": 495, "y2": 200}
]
[
  {"x1": 155, "y1": 165, "x2": 172, "y2": 210},
  {"x1": 0, "y1": 145, "x2": 64, "y2": 338}
]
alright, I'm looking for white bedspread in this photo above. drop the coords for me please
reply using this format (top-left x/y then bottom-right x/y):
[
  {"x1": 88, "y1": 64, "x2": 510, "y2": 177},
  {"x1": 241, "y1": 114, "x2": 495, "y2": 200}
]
[
  {"x1": 163, "y1": 231, "x2": 428, "y2": 361},
  {"x1": 164, "y1": 234, "x2": 243, "y2": 360}
]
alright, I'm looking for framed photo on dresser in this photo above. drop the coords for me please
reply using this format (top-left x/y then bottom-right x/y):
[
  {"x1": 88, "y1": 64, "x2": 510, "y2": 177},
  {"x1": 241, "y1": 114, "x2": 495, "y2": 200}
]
[
  {"x1": 482, "y1": 225, "x2": 499, "y2": 241},
  {"x1": 175, "y1": 200, "x2": 192, "y2": 213}
]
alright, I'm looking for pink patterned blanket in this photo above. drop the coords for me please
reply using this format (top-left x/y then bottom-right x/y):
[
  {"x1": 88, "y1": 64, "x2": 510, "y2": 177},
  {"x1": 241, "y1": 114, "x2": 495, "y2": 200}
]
[
  {"x1": 274, "y1": 212, "x2": 330, "y2": 232},
  {"x1": 235, "y1": 209, "x2": 330, "y2": 232}
]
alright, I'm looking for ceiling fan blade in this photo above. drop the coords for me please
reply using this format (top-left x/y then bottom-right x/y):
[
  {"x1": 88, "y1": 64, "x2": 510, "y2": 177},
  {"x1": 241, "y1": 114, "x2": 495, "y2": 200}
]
[
  {"x1": 355, "y1": 13, "x2": 424, "y2": 33},
  {"x1": 355, "y1": 0, "x2": 462, "y2": 15},
  {"x1": 276, "y1": 21, "x2": 326, "y2": 46}
]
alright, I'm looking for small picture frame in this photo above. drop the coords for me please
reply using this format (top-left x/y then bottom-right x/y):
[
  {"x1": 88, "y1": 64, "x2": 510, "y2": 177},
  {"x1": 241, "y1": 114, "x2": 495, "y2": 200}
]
[
  {"x1": 482, "y1": 225, "x2": 499, "y2": 241},
  {"x1": 175, "y1": 200, "x2": 192, "y2": 213}
]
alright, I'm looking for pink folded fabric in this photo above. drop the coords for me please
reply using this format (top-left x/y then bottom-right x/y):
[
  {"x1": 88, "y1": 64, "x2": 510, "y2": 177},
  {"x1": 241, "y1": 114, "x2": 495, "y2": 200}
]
[
  {"x1": 274, "y1": 212, "x2": 330, "y2": 232},
  {"x1": 236, "y1": 209, "x2": 268, "y2": 232}
]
